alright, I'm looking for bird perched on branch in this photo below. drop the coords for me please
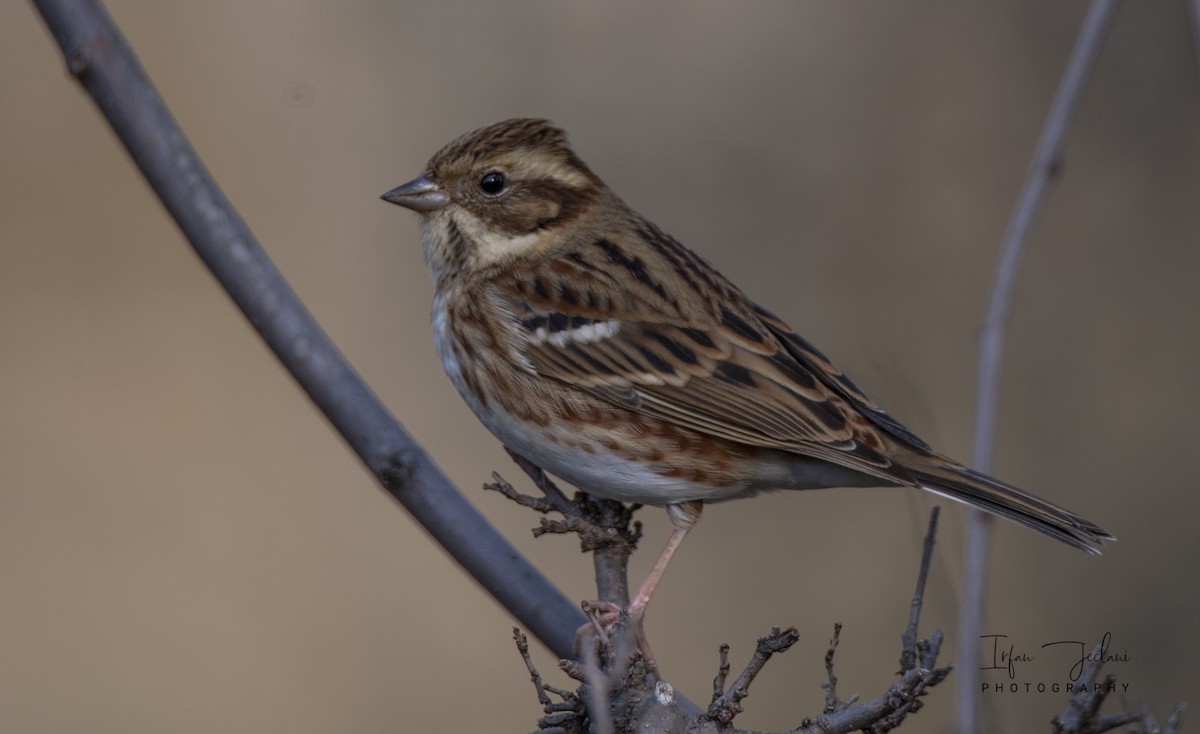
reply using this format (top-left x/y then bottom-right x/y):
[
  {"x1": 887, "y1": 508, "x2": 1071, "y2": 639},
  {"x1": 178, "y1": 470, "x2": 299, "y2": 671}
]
[{"x1": 382, "y1": 117, "x2": 1112, "y2": 629}]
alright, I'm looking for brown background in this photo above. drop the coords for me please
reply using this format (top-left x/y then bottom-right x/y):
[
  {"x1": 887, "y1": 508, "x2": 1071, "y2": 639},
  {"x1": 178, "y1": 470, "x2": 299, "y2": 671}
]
[{"x1": 2, "y1": 2, "x2": 1197, "y2": 731}]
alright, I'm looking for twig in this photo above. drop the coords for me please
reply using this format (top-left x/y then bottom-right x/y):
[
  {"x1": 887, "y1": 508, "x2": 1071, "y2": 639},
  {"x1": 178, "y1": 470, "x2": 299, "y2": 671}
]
[
  {"x1": 487, "y1": 452, "x2": 640, "y2": 607},
  {"x1": 1051, "y1": 641, "x2": 1186, "y2": 734},
  {"x1": 514, "y1": 503, "x2": 952, "y2": 733},
  {"x1": 711, "y1": 644, "x2": 731, "y2": 705},
  {"x1": 581, "y1": 634, "x2": 614, "y2": 734},
  {"x1": 920, "y1": 629, "x2": 943, "y2": 673},
  {"x1": 796, "y1": 667, "x2": 951, "y2": 734},
  {"x1": 705, "y1": 626, "x2": 800, "y2": 725},
  {"x1": 957, "y1": 2, "x2": 1120, "y2": 729},
  {"x1": 900, "y1": 507, "x2": 939, "y2": 672},
  {"x1": 1186, "y1": 0, "x2": 1200, "y2": 86},
  {"x1": 821, "y1": 623, "x2": 855, "y2": 713},
  {"x1": 505, "y1": 448, "x2": 574, "y2": 511},
  {"x1": 515, "y1": 628, "x2": 555, "y2": 708},
  {"x1": 1164, "y1": 704, "x2": 1188, "y2": 734},
  {"x1": 514, "y1": 629, "x2": 589, "y2": 733},
  {"x1": 30, "y1": 0, "x2": 587, "y2": 658}
]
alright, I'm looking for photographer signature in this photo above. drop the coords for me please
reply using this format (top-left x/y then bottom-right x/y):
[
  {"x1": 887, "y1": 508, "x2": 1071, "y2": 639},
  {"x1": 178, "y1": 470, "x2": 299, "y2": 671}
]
[{"x1": 981, "y1": 631, "x2": 1130, "y2": 680}]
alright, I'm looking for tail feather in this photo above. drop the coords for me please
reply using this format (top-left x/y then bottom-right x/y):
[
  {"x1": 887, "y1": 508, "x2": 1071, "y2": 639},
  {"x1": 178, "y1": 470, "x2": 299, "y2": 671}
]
[{"x1": 911, "y1": 462, "x2": 1115, "y2": 554}]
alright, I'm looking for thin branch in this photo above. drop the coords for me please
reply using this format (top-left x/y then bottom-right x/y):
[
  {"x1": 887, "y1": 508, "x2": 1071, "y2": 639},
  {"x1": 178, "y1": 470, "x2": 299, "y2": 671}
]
[
  {"x1": 506, "y1": 448, "x2": 574, "y2": 511},
  {"x1": 821, "y1": 623, "x2": 856, "y2": 714},
  {"x1": 1050, "y1": 642, "x2": 1186, "y2": 734},
  {"x1": 711, "y1": 644, "x2": 731, "y2": 705},
  {"x1": 900, "y1": 507, "x2": 939, "y2": 673},
  {"x1": 514, "y1": 628, "x2": 555, "y2": 709},
  {"x1": 957, "y1": 2, "x2": 1120, "y2": 729},
  {"x1": 1164, "y1": 704, "x2": 1188, "y2": 734},
  {"x1": 795, "y1": 667, "x2": 951, "y2": 734},
  {"x1": 488, "y1": 452, "x2": 640, "y2": 607},
  {"x1": 1186, "y1": 0, "x2": 1200, "y2": 87},
  {"x1": 30, "y1": 0, "x2": 586, "y2": 658},
  {"x1": 706, "y1": 626, "x2": 800, "y2": 725},
  {"x1": 581, "y1": 635, "x2": 614, "y2": 734},
  {"x1": 806, "y1": 502, "x2": 952, "y2": 733}
]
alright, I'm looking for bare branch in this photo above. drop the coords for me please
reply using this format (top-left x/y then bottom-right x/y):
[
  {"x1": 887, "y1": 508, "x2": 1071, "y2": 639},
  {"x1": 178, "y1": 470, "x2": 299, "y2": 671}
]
[
  {"x1": 705, "y1": 626, "x2": 800, "y2": 725},
  {"x1": 958, "y1": 1, "x2": 1120, "y2": 727},
  {"x1": 513, "y1": 503, "x2": 951, "y2": 733},
  {"x1": 1186, "y1": 0, "x2": 1200, "y2": 85},
  {"x1": 489, "y1": 451, "x2": 641, "y2": 608},
  {"x1": 900, "y1": 507, "x2": 939, "y2": 672},
  {"x1": 515, "y1": 628, "x2": 556, "y2": 709},
  {"x1": 795, "y1": 667, "x2": 950, "y2": 734},
  {"x1": 30, "y1": 0, "x2": 586, "y2": 659},
  {"x1": 822, "y1": 623, "x2": 855, "y2": 713},
  {"x1": 711, "y1": 643, "x2": 731, "y2": 705},
  {"x1": 505, "y1": 448, "x2": 575, "y2": 512},
  {"x1": 1051, "y1": 642, "x2": 1186, "y2": 734},
  {"x1": 580, "y1": 636, "x2": 614, "y2": 734},
  {"x1": 1165, "y1": 705, "x2": 1188, "y2": 734}
]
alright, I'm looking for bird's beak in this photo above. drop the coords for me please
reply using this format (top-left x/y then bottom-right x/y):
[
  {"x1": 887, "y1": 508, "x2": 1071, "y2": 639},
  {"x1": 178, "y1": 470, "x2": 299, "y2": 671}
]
[{"x1": 381, "y1": 172, "x2": 450, "y2": 213}]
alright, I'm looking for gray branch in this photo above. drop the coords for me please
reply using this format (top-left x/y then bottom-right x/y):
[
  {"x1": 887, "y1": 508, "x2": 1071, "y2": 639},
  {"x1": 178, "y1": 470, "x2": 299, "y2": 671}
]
[
  {"x1": 30, "y1": 0, "x2": 586, "y2": 659},
  {"x1": 512, "y1": 509, "x2": 952, "y2": 734},
  {"x1": 1051, "y1": 643, "x2": 1186, "y2": 734},
  {"x1": 957, "y1": 1, "x2": 1120, "y2": 728}
]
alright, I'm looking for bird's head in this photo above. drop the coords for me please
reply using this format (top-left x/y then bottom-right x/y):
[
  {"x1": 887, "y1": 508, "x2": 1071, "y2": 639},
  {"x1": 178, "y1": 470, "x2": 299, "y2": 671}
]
[{"x1": 382, "y1": 118, "x2": 606, "y2": 279}]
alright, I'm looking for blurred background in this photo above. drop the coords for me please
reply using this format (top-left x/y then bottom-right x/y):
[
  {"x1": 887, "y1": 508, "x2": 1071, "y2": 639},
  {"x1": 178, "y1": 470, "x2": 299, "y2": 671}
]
[{"x1": 2, "y1": 2, "x2": 1197, "y2": 731}]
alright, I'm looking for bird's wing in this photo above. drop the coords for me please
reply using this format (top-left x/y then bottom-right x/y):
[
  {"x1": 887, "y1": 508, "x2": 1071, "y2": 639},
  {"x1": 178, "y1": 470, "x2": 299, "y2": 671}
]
[
  {"x1": 489, "y1": 238, "x2": 927, "y2": 481},
  {"x1": 486, "y1": 233, "x2": 1112, "y2": 553}
]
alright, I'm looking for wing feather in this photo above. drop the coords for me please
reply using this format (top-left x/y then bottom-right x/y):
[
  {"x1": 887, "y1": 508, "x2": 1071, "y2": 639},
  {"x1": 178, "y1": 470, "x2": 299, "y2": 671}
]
[{"x1": 488, "y1": 248, "x2": 918, "y2": 481}]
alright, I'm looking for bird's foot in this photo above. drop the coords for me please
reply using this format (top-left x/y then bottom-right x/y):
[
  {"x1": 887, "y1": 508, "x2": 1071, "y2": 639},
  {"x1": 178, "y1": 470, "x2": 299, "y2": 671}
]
[{"x1": 576, "y1": 599, "x2": 660, "y2": 679}]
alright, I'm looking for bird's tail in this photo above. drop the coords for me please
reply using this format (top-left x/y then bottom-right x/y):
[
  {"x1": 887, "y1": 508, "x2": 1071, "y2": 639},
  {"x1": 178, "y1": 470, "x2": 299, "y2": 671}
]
[{"x1": 908, "y1": 458, "x2": 1114, "y2": 554}]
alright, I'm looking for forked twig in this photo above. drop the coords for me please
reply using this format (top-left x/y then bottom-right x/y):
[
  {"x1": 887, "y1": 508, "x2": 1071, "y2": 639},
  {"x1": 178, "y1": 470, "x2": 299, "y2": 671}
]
[
  {"x1": 1051, "y1": 641, "x2": 1187, "y2": 734},
  {"x1": 705, "y1": 626, "x2": 800, "y2": 725}
]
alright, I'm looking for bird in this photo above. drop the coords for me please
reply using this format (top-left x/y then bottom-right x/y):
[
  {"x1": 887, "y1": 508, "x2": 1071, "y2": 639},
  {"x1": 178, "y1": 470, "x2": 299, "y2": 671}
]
[{"x1": 381, "y1": 117, "x2": 1113, "y2": 629}]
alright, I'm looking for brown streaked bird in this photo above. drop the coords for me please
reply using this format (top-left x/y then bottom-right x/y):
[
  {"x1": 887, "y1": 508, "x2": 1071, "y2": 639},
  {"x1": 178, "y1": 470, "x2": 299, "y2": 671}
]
[{"x1": 382, "y1": 118, "x2": 1112, "y2": 626}]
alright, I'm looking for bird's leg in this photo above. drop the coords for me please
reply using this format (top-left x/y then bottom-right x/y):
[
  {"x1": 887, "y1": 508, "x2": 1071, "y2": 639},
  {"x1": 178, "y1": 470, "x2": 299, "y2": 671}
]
[
  {"x1": 574, "y1": 501, "x2": 702, "y2": 677},
  {"x1": 627, "y1": 504, "x2": 698, "y2": 617},
  {"x1": 622, "y1": 500, "x2": 702, "y2": 676}
]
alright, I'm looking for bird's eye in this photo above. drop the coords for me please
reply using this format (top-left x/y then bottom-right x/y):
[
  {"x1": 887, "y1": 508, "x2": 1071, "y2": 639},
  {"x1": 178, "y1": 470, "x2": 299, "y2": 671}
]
[{"x1": 479, "y1": 171, "x2": 507, "y2": 195}]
